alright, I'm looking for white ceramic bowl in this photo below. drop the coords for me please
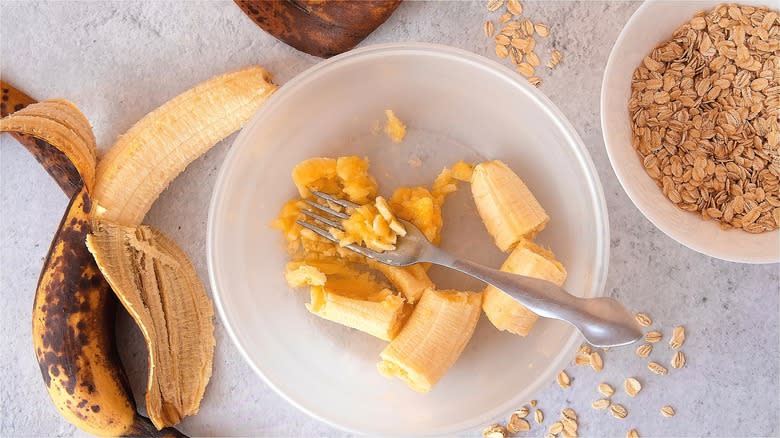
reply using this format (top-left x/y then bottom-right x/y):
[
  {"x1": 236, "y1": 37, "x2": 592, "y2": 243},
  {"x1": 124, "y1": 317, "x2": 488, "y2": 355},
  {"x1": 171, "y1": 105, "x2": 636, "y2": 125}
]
[
  {"x1": 208, "y1": 43, "x2": 609, "y2": 435},
  {"x1": 601, "y1": 0, "x2": 779, "y2": 264}
]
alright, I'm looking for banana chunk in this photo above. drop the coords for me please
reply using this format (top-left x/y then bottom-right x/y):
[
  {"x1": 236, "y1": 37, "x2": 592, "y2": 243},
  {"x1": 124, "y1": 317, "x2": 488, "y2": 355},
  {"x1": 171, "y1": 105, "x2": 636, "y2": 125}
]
[
  {"x1": 482, "y1": 239, "x2": 567, "y2": 336},
  {"x1": 308, "y1": 286, "x2": 409, "y2": 341},
  {"x1": 378, "y1": 289, "x2": 482, "y2": 393},
  {"x1": 471, "y1": 160, "x2": 549, "y2": 251}
]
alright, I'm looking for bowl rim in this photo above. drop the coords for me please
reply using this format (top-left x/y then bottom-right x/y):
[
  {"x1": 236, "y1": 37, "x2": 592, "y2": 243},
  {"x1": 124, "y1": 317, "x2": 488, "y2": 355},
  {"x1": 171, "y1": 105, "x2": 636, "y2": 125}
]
[
  {"x1": 208, "y1": 42, "x2": 610, "y2": 436},
  {"x1": 600, "y1": 0, "x2": 779, "y2": 264}
]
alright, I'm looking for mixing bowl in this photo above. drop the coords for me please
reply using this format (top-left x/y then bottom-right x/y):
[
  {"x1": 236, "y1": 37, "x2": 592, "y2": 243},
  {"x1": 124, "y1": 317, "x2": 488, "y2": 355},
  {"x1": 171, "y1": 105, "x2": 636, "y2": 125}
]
[{"x1": 208, "y1": 43, "x2": 609, "y2": 435}]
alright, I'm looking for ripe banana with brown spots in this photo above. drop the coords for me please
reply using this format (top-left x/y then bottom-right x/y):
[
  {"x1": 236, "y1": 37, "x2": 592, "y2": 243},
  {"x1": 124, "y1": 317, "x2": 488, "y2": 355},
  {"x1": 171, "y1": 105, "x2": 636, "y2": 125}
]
[
  {"x1": 1, "y1": 92, "x2": 183, "y2": 436},
  {"x1": 2, "y1": 66, "x2": 276, "y2": 435}
]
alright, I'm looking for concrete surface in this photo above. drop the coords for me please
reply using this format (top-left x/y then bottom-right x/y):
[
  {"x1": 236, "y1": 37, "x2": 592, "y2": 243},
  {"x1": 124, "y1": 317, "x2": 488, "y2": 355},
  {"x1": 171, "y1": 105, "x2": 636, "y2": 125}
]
[{"x1": 1, "y1": 1, "x2": 778, "y2": 437}]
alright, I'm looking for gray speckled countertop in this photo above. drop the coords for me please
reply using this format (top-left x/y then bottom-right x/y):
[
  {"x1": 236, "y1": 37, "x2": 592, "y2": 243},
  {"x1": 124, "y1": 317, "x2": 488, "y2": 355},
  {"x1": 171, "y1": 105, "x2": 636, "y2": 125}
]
[{"x1": 1, "y1": 1, "x2": 778, "y2": 437}]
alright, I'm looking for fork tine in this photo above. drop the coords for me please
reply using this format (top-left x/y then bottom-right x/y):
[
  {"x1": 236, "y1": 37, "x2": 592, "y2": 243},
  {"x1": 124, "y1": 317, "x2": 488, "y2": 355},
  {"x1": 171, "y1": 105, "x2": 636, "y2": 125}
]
[
  {"x1": 296, "y1": 220, "x2": 338, "y2": 243},
  {"x1": 301, "y1": 208, "x2": 344, "y2": 230},
  {"x1": 295, "y1": 220, "x2": 383, "y2": 260},
  {"x1": 304, "y1": 199, "x2": 349, "y2": 219},
  {"x1": 311, "y1": 190, "x2": 360, "y2": 209}
]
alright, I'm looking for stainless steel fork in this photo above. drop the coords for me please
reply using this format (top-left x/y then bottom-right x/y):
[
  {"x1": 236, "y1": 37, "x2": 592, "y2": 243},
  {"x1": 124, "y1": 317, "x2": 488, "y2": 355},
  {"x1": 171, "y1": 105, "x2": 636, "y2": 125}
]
[{"x1": 297, "y1": 190, "x2": 642, "y2": 348}]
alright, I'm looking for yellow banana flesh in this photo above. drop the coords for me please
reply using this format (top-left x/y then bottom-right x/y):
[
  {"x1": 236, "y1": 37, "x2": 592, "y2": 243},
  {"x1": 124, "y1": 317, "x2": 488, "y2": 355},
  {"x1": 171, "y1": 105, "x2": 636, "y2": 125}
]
[
  {"x1": 94, "y1": 66, "x2": 277, "y2": 226},
  {"x1": 471, "y1": 160, "x2": 549, "y2": 252},
  {"x1": 307, "y1": 286, "x2": 409, "y2": 341},
  {"x1": 482, "y1": 239, "x2": 567, "y2": 336},
  {"x1": 286, "y1": 262, "x2": 406, "y2": 340},
  {"x1": 378, "y1": 289, "x2": 482, "y2": 393},
  {"x1": 368, "y1": 261, "x2": 433, "y2": 304}
]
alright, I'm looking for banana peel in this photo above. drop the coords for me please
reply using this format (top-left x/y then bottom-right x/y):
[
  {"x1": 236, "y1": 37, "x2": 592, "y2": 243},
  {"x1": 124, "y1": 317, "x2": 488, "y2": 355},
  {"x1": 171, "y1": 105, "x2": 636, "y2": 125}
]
[
  {"x1": 1, "y1": 89, "x2": 181, "y2": 436},
  {"x1": 235, "y1": 0, "x2": 402, "y2": 58},
  {"x1": 86, "y1": 220, "x2": 215, "y2": 429},
  {"x1": 3, "y1": 66, "x2": 277, "y2": 434},
  {"x1": 1, "y1": 83, "x2": 81, "y2": 197}
]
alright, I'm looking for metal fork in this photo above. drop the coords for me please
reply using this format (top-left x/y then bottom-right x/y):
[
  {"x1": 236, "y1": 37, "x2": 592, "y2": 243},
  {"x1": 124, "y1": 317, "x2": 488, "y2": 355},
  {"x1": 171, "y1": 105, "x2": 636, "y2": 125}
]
[{"x1": 297, "y1": 190, "x2": 642, "y2": 348}]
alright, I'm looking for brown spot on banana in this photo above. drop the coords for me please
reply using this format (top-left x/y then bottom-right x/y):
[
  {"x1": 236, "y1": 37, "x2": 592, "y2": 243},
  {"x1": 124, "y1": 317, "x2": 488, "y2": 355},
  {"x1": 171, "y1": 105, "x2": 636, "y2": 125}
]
[
  {"x1": 0, "y1": 81, "x2": 82, "y2": 197},
  {"x1": 32, "y1": 187, "x2": 185, "y2": 437},
  {"x1": 3, "y1": 95, "x2": 185, "y2": 436},
  {"x1": 0, "y1": 98, "x2": 97, "y2": 193}
]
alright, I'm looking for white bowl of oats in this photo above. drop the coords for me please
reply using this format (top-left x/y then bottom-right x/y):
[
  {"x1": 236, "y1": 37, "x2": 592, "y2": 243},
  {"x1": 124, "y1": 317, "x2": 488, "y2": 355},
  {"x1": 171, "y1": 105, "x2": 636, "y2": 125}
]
[{"x1": 601, "y1": 0, "x2": 779, "y2": 264}]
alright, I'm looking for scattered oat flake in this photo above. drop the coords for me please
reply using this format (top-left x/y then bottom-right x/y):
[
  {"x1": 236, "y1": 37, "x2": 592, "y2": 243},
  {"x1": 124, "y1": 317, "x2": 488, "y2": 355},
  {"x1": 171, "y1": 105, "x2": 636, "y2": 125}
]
[
  {"x1": 530, "y1": 399, "x2": 538, "y2": 407},
  {"x1": 627, "y1": 429, "x2": 640, "y2": 438},
  {"x1": 590, "y1": 351, "x2": 603, "y2": 371},
  {"x1": 495, "y1": 34, "x2": 511, "y2": 45},
  {"x1": 535, "y1": 409, "x2": 544, "y2": 424},
  {"x1": 483, "y1": 423, "x2": 507, "y2": 438},
  {"x1": 636, "y1": 343, "x2": 652, "y2": 358},
  {"x1": 645, "y1": 331, "x2": 662, "y2": 343},
  {"x1": 557, "y1": 370, "x2": 571, "y2": 388},
  {"x1": 592, "y1": 399, "x2": 611, "y2": 410},
  {"x1": 562, "y1": 407, "x2": 577, "y2": 421},
  {"x1": 516, "y1": 406, "x2": 529, "y2": 418},
  {"x1": 495, "y1": 45, "x2": 509, "y2": 58},
  {"x1": 579, "y1": 344, "x2": 592, "y2": 354},
  {"x1": 507, "y1": 414, "x2": 531, "y2": 434},
  {"x1": 670, "y1": 326, "x2": 685, "y2": 349},
  {"x1": 535, "y1": 22, "x2": 549, "y2": 37},
  {"x1": 516, "y1": 62, "x2": 535, "y2": 77},
  {"x1": 575, "y1": 353, "x2": 591, "y2": 366},
  {"x1": 610, "y1": 404, "x2": 628, "y2": 419},
  {"x1": 487, "y1": 0, "x2": 504, "y2": 12},
  {"x1": 528, "y1": 76, "x2": 542, "y2": 87},
  {"x1": 507, "y1": 0, "x2": 523, "y2": 15},
  {"x1": 624, "y1": 377, "x2": 642, "y2": 397},
  {"x1": 598, "y1": 382, "x2": 614, "y2": 397},
  {"x1": 672, "y1": 351, "x2": 686, "y2": 369},
  {"x1": 484, "y1": 21, "x2": 495, "y2": 38},
  {"x1": 561, "y1": 416, "x2": 578, "y2": 433},
  {"x1": 527, "y1": 51, "x2": 541, "y2": 67},
  {"x1": 562, "y1": 429, "x2": 578, "y2": 438},
  {"x1": 634, "y1": 312, "x2": 652, "y2": 327},
  {"x1": 648, "y1": 361, "x2": 668, "y2": 375},
  {"x1": 661, "y1": 405, "x2": 676, "y2": 417},
  {"x1": 550, "y1": 421, "x2": 564, "y2": 434},
  {"x1": 499, "y1": 12, "x2": 513, "y2": 24},
  {"x1": 547, "y1": 49, "x2": 562, "y2": 68}
]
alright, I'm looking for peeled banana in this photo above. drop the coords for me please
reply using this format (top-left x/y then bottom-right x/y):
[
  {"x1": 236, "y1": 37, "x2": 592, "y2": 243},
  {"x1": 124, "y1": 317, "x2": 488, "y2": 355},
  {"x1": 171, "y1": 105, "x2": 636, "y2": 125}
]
[
  {"x1": 482, "y1": 239, "x2": 567, "y2": 336},
  {"x1": 471, "y1": 160, "x2": 549, "y2": 252},
  {"x1": 94, "y1": 66, "x2": 277, "y2": 226},
  {"x1": 1, "y1": 92, "x2": 181, "y2": 436},
  {"x1": 377, "y1": 289, "x2": 482, "y2": 393}
]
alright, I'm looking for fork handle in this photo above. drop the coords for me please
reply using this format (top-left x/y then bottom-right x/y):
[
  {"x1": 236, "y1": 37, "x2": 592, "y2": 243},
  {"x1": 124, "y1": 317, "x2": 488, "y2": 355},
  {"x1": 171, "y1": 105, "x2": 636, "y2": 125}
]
[
  {"x1": 424, "y1": 250, "x2": 641, "y2": 347},
  {"x1": 448, "y1": 258, "x2": 584, "y2": 320}
]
